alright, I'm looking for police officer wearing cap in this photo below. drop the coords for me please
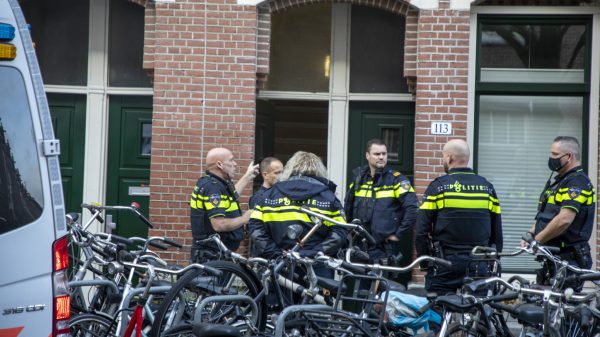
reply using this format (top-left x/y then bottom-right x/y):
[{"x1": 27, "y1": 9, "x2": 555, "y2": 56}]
[
  {"x1": 344, "y1": 138, "x2": 418, "y2": 279},
  {"x1": 416, "y1": 139, "x2": 503, "y2": 294},
  {"x1": 189, "y1": 147, "x2": 258, "y2": 262},
  {"x1": 523, "y1": 136, "x2": 596, "y2": 291}
]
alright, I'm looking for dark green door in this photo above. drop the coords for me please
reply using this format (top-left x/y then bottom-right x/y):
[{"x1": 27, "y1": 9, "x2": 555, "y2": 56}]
[
  {"x1": 49, "y1": 94, "x2": 86, "y2": 213},
  {"x1": 348, "y1": 101, "x2": 415, "y2": 180},
  {"x1": 347, "y1": 101, "x2": 415, "y2": 283},
  {"x1": 107, "y1": 96, "x2": 152, "y2": 238}
]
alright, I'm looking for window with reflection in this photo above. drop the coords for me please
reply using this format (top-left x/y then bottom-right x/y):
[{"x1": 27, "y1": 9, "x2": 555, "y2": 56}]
[
  {"x1": 109, "y1": 0, "x2": 150, "y2": 87},
  {"x1": 382, "y1": 128, "x2": 400, "y2": 162},
  {"x1": 0, "y1": 67, "x2": 43, "y2": 234},
  {"x1": 475, "y1": 15, "x2": 590, "y2": 273},
  {"x1": 20, "y1": 0, "x2": 89, "y2": 85},
  {"x1": 479, "y1": 17, "x2": 590, "y2": 83},
  {"x1": 265, "y1": 4, "x2": 332, "y2": 92},
  {"x1": 140, "y1": 122, "x2": 152, "y2": 156},
  {"x1": 350, "y1": 5, "x2": 408, "y2": 93}
]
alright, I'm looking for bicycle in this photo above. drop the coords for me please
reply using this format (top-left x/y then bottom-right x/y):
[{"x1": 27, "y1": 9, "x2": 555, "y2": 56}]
[{"x1": 150, "y1": 205, "x2": 379, "y2": 336}]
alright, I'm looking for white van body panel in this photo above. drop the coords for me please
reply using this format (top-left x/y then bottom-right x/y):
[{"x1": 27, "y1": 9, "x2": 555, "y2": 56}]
[{"x1": 0, "y1": 0, "x2": 67, "y2": 335}]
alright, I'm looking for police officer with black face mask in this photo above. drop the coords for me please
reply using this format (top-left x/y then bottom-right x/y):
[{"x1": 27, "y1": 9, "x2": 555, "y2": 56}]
[{"x1": 522, "y1": 136, "x2": 596, "y2": 291}]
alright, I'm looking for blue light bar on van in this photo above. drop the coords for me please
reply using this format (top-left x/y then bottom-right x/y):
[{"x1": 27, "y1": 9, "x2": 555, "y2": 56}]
[{"x1": 0, "y1": 23, "x2": 15, "y2": 41}]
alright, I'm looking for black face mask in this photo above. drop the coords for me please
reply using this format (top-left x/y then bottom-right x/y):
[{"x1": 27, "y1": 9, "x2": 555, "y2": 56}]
[{"x1": 547, "y1": 154, "x2": 568, "y2": 172}]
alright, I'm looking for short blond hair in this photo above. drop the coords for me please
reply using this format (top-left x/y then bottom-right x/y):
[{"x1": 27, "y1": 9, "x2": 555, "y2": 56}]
[{"x1": 280, "y1": 151, "x2": 327, "y2": 181}]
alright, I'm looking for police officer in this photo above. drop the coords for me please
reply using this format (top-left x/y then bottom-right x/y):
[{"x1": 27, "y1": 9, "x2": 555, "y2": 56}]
[
  {"x1": 416, "y1": 139, "x2": 502, "y2": 294},
  {"x1": 249, "y1": 151, "x2": 347, "y2": 274},
  {"x1": 344, "y1": 139, "x2": 418, "y2": 272},
  {"x1": 189, "y1": 147, "x2": 258, "y2": 262},
  {"x1": 249, "y1": 157, "x2": 283, "y2": 209},
  {"x1": 523, "y1": 136, "x2": 596, "y2": 291}
]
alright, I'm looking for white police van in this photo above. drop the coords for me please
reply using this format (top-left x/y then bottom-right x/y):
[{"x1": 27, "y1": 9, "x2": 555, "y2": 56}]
[{"x1": 0, "y1": 0, "x2": 69, "y2": 336}]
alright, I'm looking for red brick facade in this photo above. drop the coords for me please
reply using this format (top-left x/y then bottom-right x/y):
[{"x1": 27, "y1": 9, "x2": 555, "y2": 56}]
[
  {"x1": 143, "y1": 0, "x2": 599, "y2": 271},
  {"x1": 413, "y1": 2, "x2": 470, "y2": 195},
  {"x1": 145, "y1": 0, "x2": 259, "y2": 261}
]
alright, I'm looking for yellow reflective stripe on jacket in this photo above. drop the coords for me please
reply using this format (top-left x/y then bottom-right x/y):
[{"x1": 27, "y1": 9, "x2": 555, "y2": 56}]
[
  {"x1": 252, "y1": 205, "x2": 343, "y2": 227},
  {"x1": 553, "y1": 189, "x2": 595, "y2": 205},
  {"x1": 256, "y1": 205, "x2": 342, "y2": 217},
  {"x1": 189, "y1": 193, "x2": 239, "y2": 211},
  {"x1": 419, "y1": 195, "x2": 440, "y2": 210},
  {"x1": 259, "y1": 211, "x2": 338, "y2": 227},
  {"x1": 353, "y1": 183, "x2": 414, "y2": 198},
  {"x1": 250, "y1": 209, "x2": 263, "y2": 220},
  {"x1": 418, "y1": 193, "x2": 501, "y2": 213}
]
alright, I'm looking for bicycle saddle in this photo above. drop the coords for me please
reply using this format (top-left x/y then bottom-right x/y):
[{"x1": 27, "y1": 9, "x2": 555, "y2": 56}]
[
  {"x1": 192, "y1": 323, "x2": 242, "y2": 337},
  {"x1": 434, "y1": 294, "x2": 475, "y2": 313},
  {"x1": 514, "y1": 303, "x2": 544, "y2": 325}
]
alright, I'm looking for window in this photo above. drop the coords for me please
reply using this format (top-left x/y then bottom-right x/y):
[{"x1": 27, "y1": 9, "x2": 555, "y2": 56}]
[
  {"x1": 140, "y1": 122, "x2": 152, "y2": 156},
  {"x1": 265, "y1": 4, "x2": 332, "y2": 92},
  {"x1": 350, "y1": 6, "x2": 408, "y2": 93},
  {"x1": 475, "y1": 15, "x2": 591, "y2": 272},
  {"x1": 0, "y1": 67, "x2": 43, "y2": 234},
  {"x1": 21, "y1": 0, "x2": 90, "y2": 85},
  {"x1": 480, "y1": 19, "x2": 587, "y2": 83},
  {"x1": 108, "y1": 0, "x2": 150, "y2": 87}
]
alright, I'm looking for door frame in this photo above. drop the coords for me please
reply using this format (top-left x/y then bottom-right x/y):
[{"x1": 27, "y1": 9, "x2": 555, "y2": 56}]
[{"x1": 257, "y1": 3, "x2": 415, "y2": 198}]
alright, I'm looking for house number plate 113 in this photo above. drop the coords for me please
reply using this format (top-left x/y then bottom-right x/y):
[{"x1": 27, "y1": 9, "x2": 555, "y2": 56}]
[{"x1": 431, "y1": 122, "x2": 452, "y2": 135}]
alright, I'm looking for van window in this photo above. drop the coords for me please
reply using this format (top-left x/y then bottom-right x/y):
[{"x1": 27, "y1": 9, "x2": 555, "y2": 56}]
[{"x1": 0, "y1": 66, "x2": 43, "y2": 234}]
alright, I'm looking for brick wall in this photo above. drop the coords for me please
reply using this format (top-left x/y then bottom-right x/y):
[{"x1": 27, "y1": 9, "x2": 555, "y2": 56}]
[
  {"x1": 143, "y1": 0, "x2": 469, "y2": 268},
  {"x1": 146, "y1": 0, "x2": 258, "y2": 262},
  {"x1": 413, "y1": 0, "x2": 470, "y2": 196},
  {"x1": 144, "y1": 0, "x2": 429, "y2": 263}
]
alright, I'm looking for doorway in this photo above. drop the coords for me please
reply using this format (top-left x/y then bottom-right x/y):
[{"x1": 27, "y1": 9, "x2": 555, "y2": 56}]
[{"x1": 106, "y1": 96, "x2": 152, "y2": 238}]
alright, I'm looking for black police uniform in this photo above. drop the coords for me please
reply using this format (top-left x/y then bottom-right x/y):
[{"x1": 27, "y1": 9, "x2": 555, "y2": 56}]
[
  {"x1": 189, "y1": 172, "x2": 244, "y2": 262},
  {"x1": 249, "y1": 185, "x2": 269, "y2": 209},
  {"x1": 344, "y1": 166, "x2": 418, "y2": 264},
  {"x1": 249, "y1": 175, "x2": 347, "y2": 261},
  {"x1": 534, "y1": 166, "x2": 596, "y2": 289},
  {"x1": 416, "y1": 167, "x2": 502, "y2": 294}
]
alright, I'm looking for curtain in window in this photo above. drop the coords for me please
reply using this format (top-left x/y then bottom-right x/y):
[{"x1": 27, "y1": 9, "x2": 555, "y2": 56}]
[{"x1": 478, "y1": 95, "x2": 582, "y2": 272}]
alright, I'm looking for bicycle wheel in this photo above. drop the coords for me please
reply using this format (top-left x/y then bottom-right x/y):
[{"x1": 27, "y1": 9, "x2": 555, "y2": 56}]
[
  {"x1": 69, "y1": 312, "x2": 116, "y2": 337},
  {"x1": 445, "y1": 322, "x2": 487, "y2": 337},
  {"x1": 551, "y1": 315, "x2": 593, "y2": 337},
  {"x1": 150, "y1": 260, "x2": 265, "y2": 337}
]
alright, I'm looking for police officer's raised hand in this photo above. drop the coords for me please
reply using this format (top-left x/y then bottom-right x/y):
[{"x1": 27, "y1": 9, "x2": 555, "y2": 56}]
[
  {"x1": 235, "y1": 161, "x2": 260, "y2": 195},
  {"x1": 244, "y1": 161, "x2": 260, "y2": 179}
]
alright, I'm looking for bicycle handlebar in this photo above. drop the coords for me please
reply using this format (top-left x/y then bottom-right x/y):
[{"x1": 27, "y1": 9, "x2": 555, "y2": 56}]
[
  {"x1": 468, "y1": 277, "x2": 593, "y2": 302},
  {"x1": 299, "y1": 206, "x2": 377, "y2": 245},
  {"x1": 122, "y1": 261, "x2": 223, "y2": 278},
  {"x1": 194, "y1": 235, "x2": 248, "y2": 263},
  {"x1": 564, "y1": 271, "x2": 600, "y2": 284},
  {"x1": 345, "y1": 247, "x2": 451, "y2": 272},
  {"x1": 81, "y1": 203, "x2": 154, "y2": 228}
]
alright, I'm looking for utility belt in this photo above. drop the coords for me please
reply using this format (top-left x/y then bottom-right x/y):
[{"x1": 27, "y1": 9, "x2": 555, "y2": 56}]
[
  {"x1": 429, "y1": 241, "x2": 471, "y2": 259},
  {"x1": 558, "y1": 243, "x2": 590, "y2": 268}
]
